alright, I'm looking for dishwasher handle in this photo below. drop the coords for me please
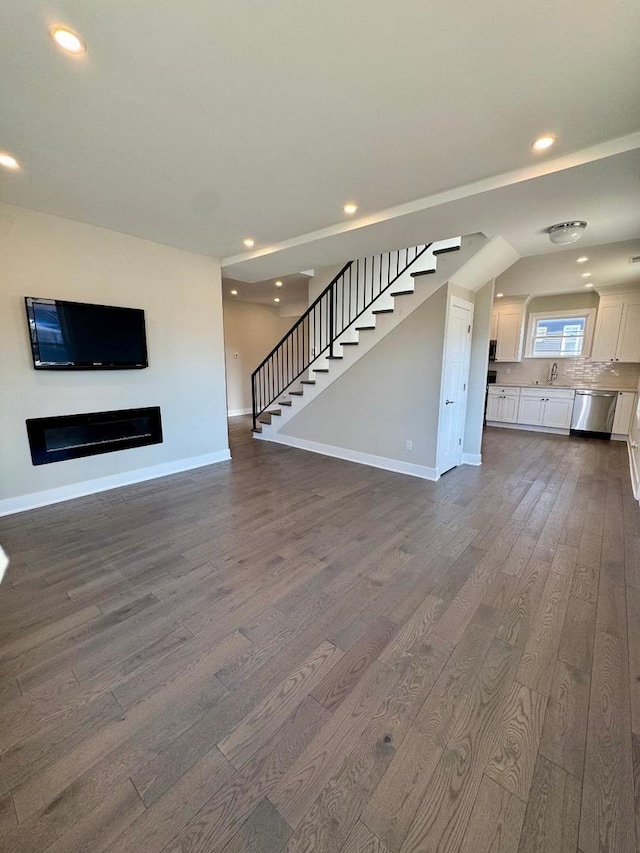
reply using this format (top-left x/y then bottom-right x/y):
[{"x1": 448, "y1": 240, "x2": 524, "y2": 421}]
[{"x1": 575, "y1": 390, "x2": 617, "y2": 397}]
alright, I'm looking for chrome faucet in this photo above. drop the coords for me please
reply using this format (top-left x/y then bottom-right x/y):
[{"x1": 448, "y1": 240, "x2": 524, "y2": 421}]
[{"x1": 549, "y1": 362, "x2": 558, "y2": 385}]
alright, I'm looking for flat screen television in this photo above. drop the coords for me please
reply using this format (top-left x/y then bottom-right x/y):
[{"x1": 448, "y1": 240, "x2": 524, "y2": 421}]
[{"x1": 25, "y1": 297, "x2": 148, "y2": 370}]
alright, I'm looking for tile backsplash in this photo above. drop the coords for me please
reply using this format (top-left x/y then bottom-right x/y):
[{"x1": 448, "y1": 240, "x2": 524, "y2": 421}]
[{"x1": 495, "y1": 358, "x2": 640, "y2": 389}]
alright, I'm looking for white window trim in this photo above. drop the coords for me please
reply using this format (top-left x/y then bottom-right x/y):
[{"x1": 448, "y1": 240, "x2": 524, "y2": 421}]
[{"x1": 525, "y1": 308, "x2": 596, "y2": 359}]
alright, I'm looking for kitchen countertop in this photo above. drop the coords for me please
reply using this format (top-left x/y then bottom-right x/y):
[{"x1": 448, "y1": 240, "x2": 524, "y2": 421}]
[{"x1": 490, "y1": 382, "x2": 638, "y2": 392}]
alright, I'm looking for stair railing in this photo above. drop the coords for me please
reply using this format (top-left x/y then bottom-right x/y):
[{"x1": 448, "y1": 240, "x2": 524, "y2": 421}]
[{"x1": 251, "y1": 244, "x2": 432, "y2": 429}]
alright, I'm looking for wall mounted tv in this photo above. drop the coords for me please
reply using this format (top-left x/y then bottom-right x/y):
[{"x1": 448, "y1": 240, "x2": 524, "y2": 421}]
[{"x1": 25, "y1": 297, "x2": 148, "y2": 370}]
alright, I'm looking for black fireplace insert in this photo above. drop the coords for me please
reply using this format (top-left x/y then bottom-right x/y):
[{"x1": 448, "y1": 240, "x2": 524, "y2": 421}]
[{"x1": 26, "y1": 407, "x2": 163, "y2": 465}]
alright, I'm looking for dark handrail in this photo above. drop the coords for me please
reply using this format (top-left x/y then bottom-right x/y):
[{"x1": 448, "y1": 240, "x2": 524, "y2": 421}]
[
  {"x1": 251, "y1": 245, "x2": 432, "y2": 429},
  {"x1": 251, "y1": 262, "x2": 353, "y2": 377}
]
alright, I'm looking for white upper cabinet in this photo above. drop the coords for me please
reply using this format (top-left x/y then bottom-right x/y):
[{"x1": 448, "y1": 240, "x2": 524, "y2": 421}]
[
  {"x1": 592, "y1": 292, "x2": 640, "y2": 363},
  {"x1": 492, "y1": 303, "x2": 525, "y2": 362},
  {"x1": 617, "y1": 301, "x2": 640, "y2": 362}
]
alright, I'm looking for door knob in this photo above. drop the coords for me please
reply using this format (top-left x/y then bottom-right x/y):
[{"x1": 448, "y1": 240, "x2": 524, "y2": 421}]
[{"x1": 445, "y1": 399, "x2": 454, "y2": 405}]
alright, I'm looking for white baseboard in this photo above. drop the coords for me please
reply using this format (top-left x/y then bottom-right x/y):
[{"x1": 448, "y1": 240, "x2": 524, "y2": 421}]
[
  {"x1": 462, "y1": 453, "x2": 482, "y2": 466},
  {"x1": 0, "y1": 449, "x2": 231, "y2": 517},
  {"x1": 486, "y1": 421, "x2": 569, "y2": 436},
  {"x1": 255, "y1": 432, "x2": 439, "y2": 481},
  {"x1": 227, "y1": 408, "x2": 252, "y2": 417}
]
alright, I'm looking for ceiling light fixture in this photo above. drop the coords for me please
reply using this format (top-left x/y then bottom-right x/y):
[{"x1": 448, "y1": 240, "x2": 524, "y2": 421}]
[
  {"x1": 585, "y1": 283, "x2": 594, "y2": 288},
  {"x1": 230, "y1": 289, "x2": 238, "y2": 296},
  {"x1": 532, "y1": 135, "x2": 556, "y2": 151},
  {"x1": 576, "y1": 256, "x2": 589, "y2": 263},
  {"x1": 547, "y1": 221, "x2": 587, "y2": 245},
  {"x1": 0, "y1": 152, "x2": 20, "y2": 170},
  {"x1": 496, "y1": 292, "x2": 504, "y2": 298},
  {"x1": 243, "y1": 238, "x2": 255, "y2": 248},
  {"x1": 343, "y1": 203, "x2": 358, "y2": 215},
  {"x1": 50, "y1": 25, "x2": 87, "y2": 55},
  {"x1": 581, "y1": 272, "x2": 592, "y2": 278},
  {"x1": 274, "y1": 297, "x2": 280, "y2": 303},
  {"x1": 274, "y1": 280, "x2": 283, "y2": 288}
]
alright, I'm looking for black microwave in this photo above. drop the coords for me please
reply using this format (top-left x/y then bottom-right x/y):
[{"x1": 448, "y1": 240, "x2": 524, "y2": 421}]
[{"x1": 488, "y1": 339, "x2": 497, "y2": 361}]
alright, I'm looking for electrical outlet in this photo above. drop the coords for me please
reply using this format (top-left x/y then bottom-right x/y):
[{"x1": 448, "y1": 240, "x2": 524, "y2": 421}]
[{"x1": 405, "y1": 439, "x2": 413, "y2": 451}]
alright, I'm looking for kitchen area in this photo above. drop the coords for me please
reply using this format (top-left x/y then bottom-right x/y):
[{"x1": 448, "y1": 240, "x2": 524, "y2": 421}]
[{"x1": 485, "y1": 245, "x2": 640, "y2": 496}]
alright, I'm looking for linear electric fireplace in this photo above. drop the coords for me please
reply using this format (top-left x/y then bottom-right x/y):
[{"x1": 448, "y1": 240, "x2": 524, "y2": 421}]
[{"x1": 26, "y1": 407, "x2": 163, "y2": 465}]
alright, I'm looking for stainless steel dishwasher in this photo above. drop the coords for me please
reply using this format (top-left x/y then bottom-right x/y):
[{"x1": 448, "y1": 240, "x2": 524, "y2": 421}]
[{"x1": 570, "y1": 389, "x2": 617, "y2": 439}]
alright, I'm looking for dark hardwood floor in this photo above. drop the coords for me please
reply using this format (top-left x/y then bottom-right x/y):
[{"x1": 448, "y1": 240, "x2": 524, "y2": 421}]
[{"x1": 0, "y1": 419, "x2": 638, "y2": 852}]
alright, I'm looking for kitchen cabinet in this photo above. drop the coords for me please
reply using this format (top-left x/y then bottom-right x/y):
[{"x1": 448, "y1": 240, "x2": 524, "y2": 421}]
[
  {"x1": 612, "y1": 391, "x2": 636, "y2": 435},
  {"x1": 517, "y1": 395, "x2": 544, "y2": 426},
  {"x1": 487, "y1": 387, "x2": 520, "y2": 423},
  {"x1": 492, "y1": 304, "x2": 525, "y2": 362},
  {"x1": 592, "y1": 292, "x2": 640, "y2": 363},
  {"x1": 517, "y1": 388, "x2": 575, "y2": 429}
]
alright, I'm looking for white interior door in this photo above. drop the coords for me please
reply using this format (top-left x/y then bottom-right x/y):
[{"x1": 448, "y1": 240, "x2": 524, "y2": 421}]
[{"x1": 437, "y1": 296, "x2": 474, "y2": 475}]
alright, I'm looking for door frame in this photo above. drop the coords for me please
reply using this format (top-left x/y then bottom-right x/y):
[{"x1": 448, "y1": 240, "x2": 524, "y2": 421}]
[{"x1": 436, "y1": 294, "x2": 474, "y2": 476}]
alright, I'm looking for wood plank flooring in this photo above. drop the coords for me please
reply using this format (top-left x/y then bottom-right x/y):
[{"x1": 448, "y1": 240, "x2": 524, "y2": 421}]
[{"x1": 0, "y1": 420, "x2": 638, "y2": 852}]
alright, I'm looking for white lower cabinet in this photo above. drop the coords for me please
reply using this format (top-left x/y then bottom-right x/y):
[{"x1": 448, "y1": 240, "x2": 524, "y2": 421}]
[
  {"x1": 542, "y1": 397, "x2": 574, "y2": 429},
  {"x1": 487, "y1": 387, "x2": 520, "y2": 423},
  {"x1": 517, "y1": 396, "x2": 545, "y2": 426},
  {"x1": 517, "y1": 388, "x2": 575, "y2": 430},
  {"x1": 612, "y1": 391, "x2": 636, "y2": 436}
]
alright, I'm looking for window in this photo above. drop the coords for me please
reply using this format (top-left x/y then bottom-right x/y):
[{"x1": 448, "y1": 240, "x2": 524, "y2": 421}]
[{"x1": 526, "y1": 309, "x2": 595, "y2": 358}]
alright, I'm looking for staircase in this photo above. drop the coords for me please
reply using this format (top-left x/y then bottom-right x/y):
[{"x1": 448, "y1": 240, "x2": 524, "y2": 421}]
[{"x1": 251, "y1": 236, "x2": 467, "y2": 434}]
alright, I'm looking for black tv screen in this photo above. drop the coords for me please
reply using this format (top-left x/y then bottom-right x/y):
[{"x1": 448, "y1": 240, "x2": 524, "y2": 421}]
[{"x1": 25, "y1": 297, "x2": 148, "y2": 370}]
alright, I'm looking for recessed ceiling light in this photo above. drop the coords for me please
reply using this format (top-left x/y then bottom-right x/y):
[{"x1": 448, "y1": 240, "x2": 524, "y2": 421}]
[
  {"x1": 274, "y1": 297, "x2": 280, "y2": 303},
  {"x1": 532, "y1": 135, "x2": 556, "y2": 151},
  {"x1": 585, "y1": 283, "x2": 594, "y2": 288},
  {"x1": 343, "y1": 203, "x2": 358, "y2": 215},
  {"x1": 496, "y1": 292, "x2": 504, "y2": 298},
  {"x1": 230, "y1": 289, "x2": 238, "y2": 296},
  {"x1": 576, "y1": 256, "x2": 588, "y2": 263},
  {"x1": 243, "y1": 238, "x2": 255, "y2": 248},
  {"x1": 0, "y1": 152, "x2": 20, "y2": 170},
  {"x1": 50, "y1": 26, "x2": 87, "y2": 55},
  {"x1": 274, "y1": 280, "x2": 283, "y2": 288},
  {"x1": 581, "y1": 272, "x2": 592, "y2": 278}
]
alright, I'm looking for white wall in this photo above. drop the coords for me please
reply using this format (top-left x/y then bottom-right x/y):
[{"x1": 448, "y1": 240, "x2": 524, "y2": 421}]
[
  {"x1": 223, "y1": 299, "x2": 296, "y2": 414},
  {"x1": 280, "y1": 284, "x2": 450, "y2": 474},
  {"x1": 0, "y1": 203, "x2": 229, "y2": 514}
]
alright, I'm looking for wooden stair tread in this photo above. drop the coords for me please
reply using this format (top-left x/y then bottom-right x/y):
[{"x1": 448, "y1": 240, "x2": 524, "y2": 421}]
[
  {"x1": 290, "y1": 390, "x2": 304, "y2": 395},
  {"x1": 312, "y1": 368, "x2": 329, "y2": 373},
  {"x1": 433, "y1": 243, "x2": 461, "y2": 254},
  {"x1": 372, "y1": 308, "x2": 393, "y2": 314},
  {"x1": 340, "y1": 341, "x2": 358, "y2": 346},
  {"x1": 355, "y1": 325, "x2": 375, "y2": 331},
  {"x1": 279, "y1": 400, "x2": 292, "y2": 406},
  {"x1": 301, "y1": 380, "x2": 316, "y2": 385},
  {"x1": 410, "y1": 268, "x2": 436, "y2": 278},
  {"x1": 390, "y1": 289, "x2": 414, "y2": 296}
]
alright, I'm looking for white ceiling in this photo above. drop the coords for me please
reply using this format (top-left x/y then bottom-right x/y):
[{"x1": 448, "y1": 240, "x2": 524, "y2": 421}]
[
  {"x1": 495, "y1": 238, "x2": 640, "y2": 298},
  {"x1": 222, "y1": 274, "x2": 309, "y2": 308},
  {"x1": 1, "y1": 1, "x2": 639, "y2": 283}
]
